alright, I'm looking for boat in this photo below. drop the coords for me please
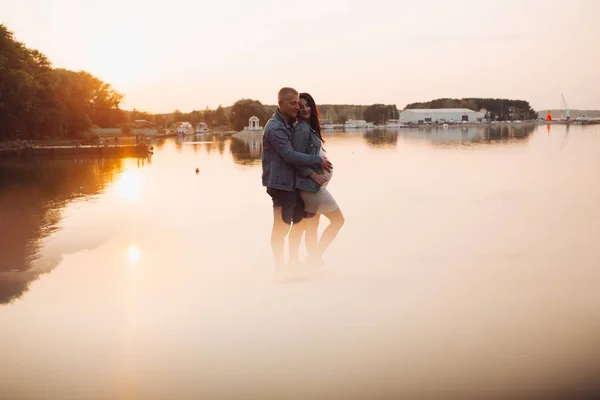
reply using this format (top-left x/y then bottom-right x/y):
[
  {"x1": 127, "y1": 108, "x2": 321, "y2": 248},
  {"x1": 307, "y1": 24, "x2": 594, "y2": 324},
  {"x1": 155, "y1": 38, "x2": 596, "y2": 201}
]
[
  {"x1": 175, "y1": 122, "x2": 194, "y2": 136},
  {"x1": 322, "y1": 123, "x2": 344, "y2": 130},
  {"x1": 320, "y1": 119, "x2": 334, "y2": 130},
  {"x1": 385, "y1": 119, "x2": 408, "y2": 129},
  {"x1": 574, "y1": 115, "x2": 594, "y2": 123},
  {"x1": 319, "y1": 118, "x2": 345, "y2": 130},
  {"x1": 195, "y1": 122, "x2": 209, "y2": 134},
  {"x1": 555, "y1": 95, "x2": 599, "y2": 124},
  {"x1": 344, "y1": 119, "x2": 376, "y2": 130}
]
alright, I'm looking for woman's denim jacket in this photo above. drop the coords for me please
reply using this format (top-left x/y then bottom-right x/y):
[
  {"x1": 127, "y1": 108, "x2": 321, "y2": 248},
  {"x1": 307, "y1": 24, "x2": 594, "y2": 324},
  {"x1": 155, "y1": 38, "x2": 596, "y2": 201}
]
[{"x1": 292, "y1": 120, "x2": 322, "y2": 193}]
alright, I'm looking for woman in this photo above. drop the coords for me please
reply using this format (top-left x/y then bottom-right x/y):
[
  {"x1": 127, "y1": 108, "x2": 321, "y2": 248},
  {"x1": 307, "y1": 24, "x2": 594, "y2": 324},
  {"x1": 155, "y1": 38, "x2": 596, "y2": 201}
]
[{"x1": 289, "y1": 93, "x2": 345, "y2": 265}]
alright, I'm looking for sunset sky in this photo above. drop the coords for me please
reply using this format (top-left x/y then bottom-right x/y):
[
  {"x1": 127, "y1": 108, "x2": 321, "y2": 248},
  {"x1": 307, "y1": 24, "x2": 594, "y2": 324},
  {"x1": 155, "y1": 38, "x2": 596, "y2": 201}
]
[{"x1": 2, "y1": 0, "x2": 599, "y2": 113}]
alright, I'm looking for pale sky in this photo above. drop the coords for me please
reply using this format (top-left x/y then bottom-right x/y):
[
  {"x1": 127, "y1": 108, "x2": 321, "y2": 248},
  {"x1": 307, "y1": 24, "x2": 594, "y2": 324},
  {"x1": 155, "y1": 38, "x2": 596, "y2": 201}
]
[{"x1": 2, "y1": 0, "x2": 599, "y2": 113}]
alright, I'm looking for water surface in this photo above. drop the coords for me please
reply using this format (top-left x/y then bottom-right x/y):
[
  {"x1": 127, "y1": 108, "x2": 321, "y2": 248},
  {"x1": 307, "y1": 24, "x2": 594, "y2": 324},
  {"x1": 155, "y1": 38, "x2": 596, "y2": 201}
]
[{"x1": 1, "y1": 124, "x2": 599, "y2": 399}]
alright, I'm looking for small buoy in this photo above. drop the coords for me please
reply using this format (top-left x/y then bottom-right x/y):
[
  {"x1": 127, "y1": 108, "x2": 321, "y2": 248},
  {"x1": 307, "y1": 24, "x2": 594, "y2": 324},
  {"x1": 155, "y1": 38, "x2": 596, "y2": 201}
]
[{"x1": 195, "y1": 168, "x2": 199, "y2": 174}]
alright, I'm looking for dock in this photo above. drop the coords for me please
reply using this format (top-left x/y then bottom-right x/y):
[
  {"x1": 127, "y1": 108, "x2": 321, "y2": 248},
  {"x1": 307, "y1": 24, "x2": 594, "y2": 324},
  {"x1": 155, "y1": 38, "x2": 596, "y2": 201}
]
[{"x1": 0, "y1": 144, "x2": 153, "y2": 159}]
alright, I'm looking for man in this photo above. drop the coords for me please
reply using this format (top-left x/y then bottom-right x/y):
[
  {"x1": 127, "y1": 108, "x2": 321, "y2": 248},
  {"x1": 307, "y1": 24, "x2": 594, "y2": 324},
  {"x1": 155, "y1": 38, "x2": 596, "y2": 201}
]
[{"x1": 262, "y1": 87, "x2": 333, "y2": 268}]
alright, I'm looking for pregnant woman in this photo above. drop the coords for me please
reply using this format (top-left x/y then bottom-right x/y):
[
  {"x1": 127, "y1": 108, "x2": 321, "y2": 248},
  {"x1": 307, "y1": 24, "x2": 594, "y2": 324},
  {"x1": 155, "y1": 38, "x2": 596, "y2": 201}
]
[{"x1": 289, "y1": 92, "x2": 345, "y2": 266}]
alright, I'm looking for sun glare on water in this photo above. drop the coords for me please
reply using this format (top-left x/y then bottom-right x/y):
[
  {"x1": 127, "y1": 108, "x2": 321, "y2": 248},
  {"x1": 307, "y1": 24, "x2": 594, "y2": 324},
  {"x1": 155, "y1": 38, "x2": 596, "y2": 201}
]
[{"x1": 116, "y1": 167, "x2": 142, "y2": 202}]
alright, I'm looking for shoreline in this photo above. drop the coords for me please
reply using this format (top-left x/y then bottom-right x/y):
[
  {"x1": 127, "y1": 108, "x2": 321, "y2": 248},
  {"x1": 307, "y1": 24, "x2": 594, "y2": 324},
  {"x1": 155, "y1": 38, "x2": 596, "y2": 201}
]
[
  {"x1": 0, "y1": 143, "x2": 152, "y2": 159},
  {"x1": 232, "y1": 130, "x2": 263, "y2": 139}
]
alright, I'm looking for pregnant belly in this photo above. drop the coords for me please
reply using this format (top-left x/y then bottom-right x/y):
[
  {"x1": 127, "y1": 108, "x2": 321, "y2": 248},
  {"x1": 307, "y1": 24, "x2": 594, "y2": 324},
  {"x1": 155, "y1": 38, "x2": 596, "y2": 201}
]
[
  {"x1": 321, "y1": 152, "x2": 332, "y2": 181},
  {"x1": 322, "y1": 164, "x2": 333, "y2": 182}
]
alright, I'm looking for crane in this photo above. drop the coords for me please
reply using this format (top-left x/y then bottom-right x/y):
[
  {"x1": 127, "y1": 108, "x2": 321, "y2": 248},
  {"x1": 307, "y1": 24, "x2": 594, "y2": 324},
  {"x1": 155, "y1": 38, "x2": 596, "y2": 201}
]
[{"x1": 561, "y1": 94, "x2": 570, "y2": 121}]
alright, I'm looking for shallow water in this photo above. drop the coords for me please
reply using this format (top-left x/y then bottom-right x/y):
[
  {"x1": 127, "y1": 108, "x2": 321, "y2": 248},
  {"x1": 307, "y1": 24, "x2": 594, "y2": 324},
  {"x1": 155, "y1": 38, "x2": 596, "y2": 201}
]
[{"x1": 1, "y1": 124, "x2": 599, "y2": 399}]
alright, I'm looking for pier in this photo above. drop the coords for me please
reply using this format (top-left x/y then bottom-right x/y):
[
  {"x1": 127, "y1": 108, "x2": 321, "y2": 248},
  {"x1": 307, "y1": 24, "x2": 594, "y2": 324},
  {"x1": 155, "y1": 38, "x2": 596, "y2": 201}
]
[{"x1": 0, "y1": 144, "x2": 153, "y2": 159}]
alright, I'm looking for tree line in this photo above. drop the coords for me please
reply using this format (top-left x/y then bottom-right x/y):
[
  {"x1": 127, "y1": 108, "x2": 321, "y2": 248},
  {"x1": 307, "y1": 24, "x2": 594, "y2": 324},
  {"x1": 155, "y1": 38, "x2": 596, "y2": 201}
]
[
  {"x1": 0, "y1": 24, "x2": 125, "y2": 140},
  {"x1": 405, "y1": 98, "x2": 538, "y2": 121},
  {"x1": 2, "y1": 24, "x2": 539, "y2": 142},
  {"x1": 145, "y1": 103, "x2": 399, "y2": 130},
  {"x1": 141, "y1": 101, "x2": 277, "y2": 132}
]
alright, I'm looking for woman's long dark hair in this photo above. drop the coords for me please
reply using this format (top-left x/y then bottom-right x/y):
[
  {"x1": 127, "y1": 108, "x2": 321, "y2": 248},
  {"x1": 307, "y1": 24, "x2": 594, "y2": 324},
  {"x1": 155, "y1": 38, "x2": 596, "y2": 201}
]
[{"x1": 300, "y1": 92, "x2": 325, "y2": 144}]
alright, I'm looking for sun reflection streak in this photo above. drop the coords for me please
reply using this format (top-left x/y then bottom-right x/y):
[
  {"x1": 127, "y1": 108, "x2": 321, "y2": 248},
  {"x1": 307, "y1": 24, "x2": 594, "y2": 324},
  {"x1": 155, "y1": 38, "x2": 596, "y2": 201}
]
[
  {"x1": 127, "y1": 245, "x2": 140, "y2": 266},
  {"x1": 116, "y1": 167, "x2": 142, "y2": 203}
]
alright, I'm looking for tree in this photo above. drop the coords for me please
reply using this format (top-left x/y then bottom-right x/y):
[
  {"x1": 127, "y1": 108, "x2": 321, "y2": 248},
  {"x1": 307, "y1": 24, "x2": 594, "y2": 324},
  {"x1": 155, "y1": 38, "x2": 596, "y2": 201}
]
[
  {"x1": 203, "y1": 107, "x2": 214, "y2": 127},
  {"x1": 84, "y1": 74, "x2": 124, "y2": 127},
  {"x1": 127, "y1": 108, "x2": 154, "y2": 123},
  {"x1": 189, "y1": 109, "x2": 201, "y2": 126},
  {"x1": 213, "y1": 105, "x2": 229, "y2": 127},
  {"x1": 229, "y1": 99, "x2": 269, "y2": 131},
  {"x1": 172, "y1": 109, "x2": 183, "y2": 123},
  {"x1": 363, "y1": 104, "x2": 399, "y2": 124},
  {"x1": 0, "y1": 24, "x2": 125, "y2": 140}
]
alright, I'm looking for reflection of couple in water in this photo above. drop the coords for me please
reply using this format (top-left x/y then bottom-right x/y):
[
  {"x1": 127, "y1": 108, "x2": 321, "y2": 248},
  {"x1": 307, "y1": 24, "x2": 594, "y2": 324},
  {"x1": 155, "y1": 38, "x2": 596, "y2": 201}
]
[{"x1": 262, "y1": 87, "x2": 345, "y2": 269}]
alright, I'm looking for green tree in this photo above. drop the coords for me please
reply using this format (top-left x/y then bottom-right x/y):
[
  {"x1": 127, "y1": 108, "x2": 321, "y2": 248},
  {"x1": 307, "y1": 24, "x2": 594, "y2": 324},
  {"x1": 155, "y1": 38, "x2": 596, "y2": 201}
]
[
  {"x1": 189, "y1": 109, "x2": 201, "y2": 126},
  {"x1": 203, "y1": 107, "x2": 214, "y2": 127},
  {"x1": 127, "y1": 108, "x2": 154, "y2": 123},
  {"x1": 0, "y1": 24, "x2": 125, "y2": 140},
  {"x1": 229, "y1": 99, "x2": 269, "y2": 131},
  {"x1": 363, "y1": 104, "x2": 399, "y2": 124},
  {"x1": 213, "y1": 105, "x2": 229, "y2": 127},
  {"x1": 172, "y1": 109, "x2": 183, "y2": 123}
]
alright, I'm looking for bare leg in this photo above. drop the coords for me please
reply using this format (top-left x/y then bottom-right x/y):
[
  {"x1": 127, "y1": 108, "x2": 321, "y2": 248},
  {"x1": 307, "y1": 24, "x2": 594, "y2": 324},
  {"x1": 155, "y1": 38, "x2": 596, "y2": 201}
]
[
  {"x1": 271, "y1": 207, "x2": 291, "y2": 267},
  {"x1": 318, "y1": 208, "x2": 345, "y2": 258},
  {"x1": 288, "y1": 219, "x2": 306, "y2": 264},
  {"x1": 305, "y1": 214, "x2": 321, "y2": 262}
]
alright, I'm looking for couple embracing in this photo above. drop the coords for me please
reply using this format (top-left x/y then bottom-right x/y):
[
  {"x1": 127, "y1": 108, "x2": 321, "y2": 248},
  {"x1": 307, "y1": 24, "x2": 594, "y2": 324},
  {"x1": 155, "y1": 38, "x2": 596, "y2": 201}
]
[{"x1": 262, "y1": 87, "x2": 345, "y2": 269}]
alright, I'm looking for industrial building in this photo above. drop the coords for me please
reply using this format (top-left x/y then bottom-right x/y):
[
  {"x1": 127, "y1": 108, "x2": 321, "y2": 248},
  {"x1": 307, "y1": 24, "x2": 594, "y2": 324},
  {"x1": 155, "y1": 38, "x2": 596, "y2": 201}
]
[{"x1": 399, "y1": 108, "x2": 478, "y2": 124}]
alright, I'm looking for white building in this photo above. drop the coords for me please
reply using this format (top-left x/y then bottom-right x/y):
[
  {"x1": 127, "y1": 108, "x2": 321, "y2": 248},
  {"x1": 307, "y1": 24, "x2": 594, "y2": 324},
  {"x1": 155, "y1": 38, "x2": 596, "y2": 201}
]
[
  {"x1": 245, "y1": 116, "x2": 262, "y2": 131},
  {"x1": 399, "y1": 108, "x2": 477, "y2": 124}
]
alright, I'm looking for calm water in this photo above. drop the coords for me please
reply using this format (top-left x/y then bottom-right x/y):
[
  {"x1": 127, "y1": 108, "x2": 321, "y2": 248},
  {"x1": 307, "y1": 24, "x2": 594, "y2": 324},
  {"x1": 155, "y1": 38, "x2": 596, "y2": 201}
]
[{"x1": 1, "y1": 124, "x2": 599, "y2": 399}]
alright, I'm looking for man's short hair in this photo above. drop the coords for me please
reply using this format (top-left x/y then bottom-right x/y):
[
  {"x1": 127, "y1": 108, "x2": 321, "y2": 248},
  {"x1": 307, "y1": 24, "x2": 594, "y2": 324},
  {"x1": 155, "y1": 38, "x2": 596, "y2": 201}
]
[{"x1": 278, "y1": 87, "x2": 298, "y2": 101}]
